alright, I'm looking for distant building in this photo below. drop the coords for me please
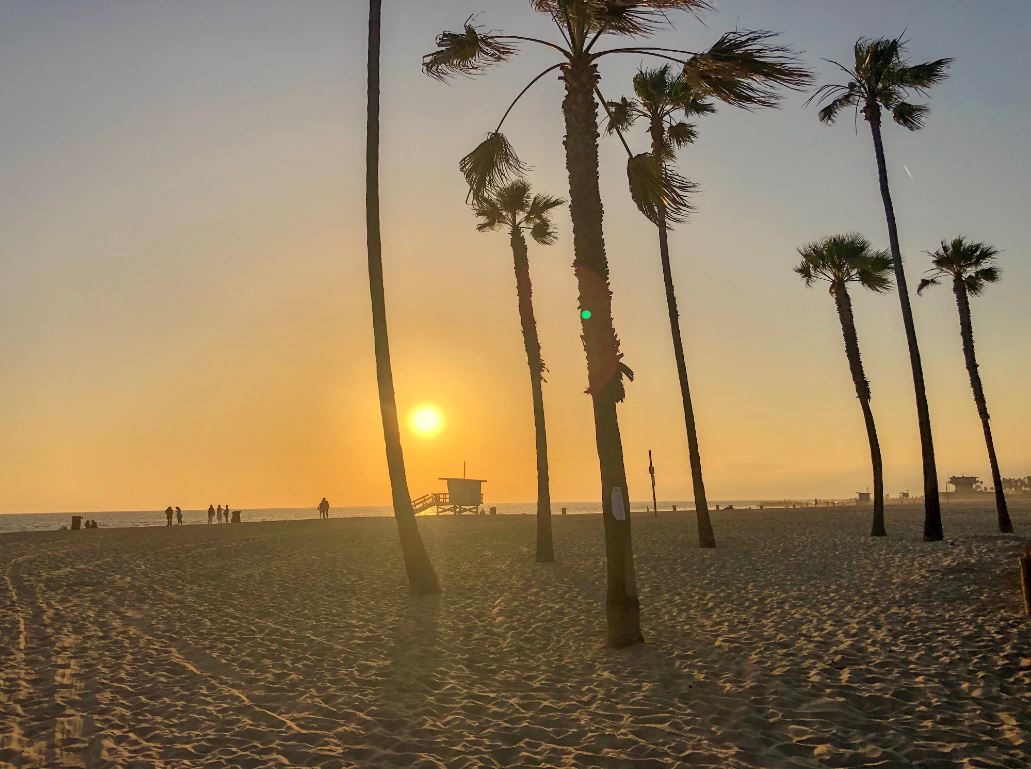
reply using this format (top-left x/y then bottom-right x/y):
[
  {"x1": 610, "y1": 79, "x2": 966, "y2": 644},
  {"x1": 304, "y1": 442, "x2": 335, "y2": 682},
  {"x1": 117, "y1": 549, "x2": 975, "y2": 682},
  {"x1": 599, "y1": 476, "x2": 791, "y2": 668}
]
[{"x1": 948, "y1": 476, "x2": 983, "y2": 497}]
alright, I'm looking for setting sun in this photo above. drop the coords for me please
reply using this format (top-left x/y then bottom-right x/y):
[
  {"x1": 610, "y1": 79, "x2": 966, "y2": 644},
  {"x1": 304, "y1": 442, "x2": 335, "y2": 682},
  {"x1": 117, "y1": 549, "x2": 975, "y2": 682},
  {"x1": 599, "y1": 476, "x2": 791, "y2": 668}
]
[{"x1": 408, "y1": 404, "x2": 445, "y2": 438}]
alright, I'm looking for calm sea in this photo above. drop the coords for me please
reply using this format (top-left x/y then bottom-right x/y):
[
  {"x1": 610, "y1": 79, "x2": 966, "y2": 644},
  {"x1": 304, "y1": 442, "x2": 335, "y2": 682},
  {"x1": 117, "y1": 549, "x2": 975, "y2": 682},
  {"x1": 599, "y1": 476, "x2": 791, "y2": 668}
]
[{"x1": 0, "y1": 500, "x2": 790, "y2": 534}]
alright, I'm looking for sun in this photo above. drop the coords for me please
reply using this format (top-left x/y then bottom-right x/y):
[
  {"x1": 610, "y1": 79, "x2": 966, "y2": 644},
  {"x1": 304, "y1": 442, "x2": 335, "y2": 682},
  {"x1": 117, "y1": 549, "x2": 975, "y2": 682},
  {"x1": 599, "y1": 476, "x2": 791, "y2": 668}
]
[{"x1": 408, "y1": 404, "x2": 445, "y2": 438}]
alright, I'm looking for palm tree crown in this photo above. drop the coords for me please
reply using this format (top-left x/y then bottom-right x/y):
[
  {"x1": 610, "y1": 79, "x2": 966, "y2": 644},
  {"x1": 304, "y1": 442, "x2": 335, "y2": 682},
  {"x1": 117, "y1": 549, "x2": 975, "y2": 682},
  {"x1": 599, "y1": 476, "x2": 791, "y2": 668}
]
[
  {"x1": 606, "y1": 64, "x2": 715, "y2": 156},
  {"x1": 917, "y1": 237, "x2": 1001, "y2": 296},
  {"x1": 424, "y1": 3, "x2": 809, "y2": 203},
  {"x1": 795, "y1": 234, "x2": 894, "y2": 293},
  {"x1": 474, "y1": 180, "x2": 565, "y2": 246},
  {"x1": 809, "y1": 36, "x2": 952, "y2": 128},
  {"x1": 605, "y1": 65, "x2": 713, "y2": 224}
]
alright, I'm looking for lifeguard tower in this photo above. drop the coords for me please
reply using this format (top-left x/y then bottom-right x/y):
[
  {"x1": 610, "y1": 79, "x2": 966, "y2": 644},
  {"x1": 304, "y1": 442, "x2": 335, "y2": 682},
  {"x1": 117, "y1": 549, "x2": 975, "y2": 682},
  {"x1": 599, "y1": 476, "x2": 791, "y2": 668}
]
[
  {"x1": 857, "y1": 491, "x2": 871, "y2": 504},
  {"x1": 948, "y1": 475, "x2": 982, "y2": 497},
  {"x1": 412, "y1": 475, "x2": 485, "y2": 515}
]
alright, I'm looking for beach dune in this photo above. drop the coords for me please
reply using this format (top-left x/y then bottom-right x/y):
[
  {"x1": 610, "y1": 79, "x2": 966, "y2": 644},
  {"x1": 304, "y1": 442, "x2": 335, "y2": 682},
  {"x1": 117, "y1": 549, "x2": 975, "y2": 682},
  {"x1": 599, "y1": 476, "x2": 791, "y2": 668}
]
[{"x1": 1, "y1": 502, "x2": 1028, "y2": 768}]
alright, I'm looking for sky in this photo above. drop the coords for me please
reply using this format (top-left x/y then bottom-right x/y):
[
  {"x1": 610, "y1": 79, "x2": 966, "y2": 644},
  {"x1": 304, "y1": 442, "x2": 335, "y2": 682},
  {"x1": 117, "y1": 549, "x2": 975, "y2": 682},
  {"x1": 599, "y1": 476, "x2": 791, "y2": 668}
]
[{"x1": 1, "y1": 0, "x2": 1029, "y2": 513}]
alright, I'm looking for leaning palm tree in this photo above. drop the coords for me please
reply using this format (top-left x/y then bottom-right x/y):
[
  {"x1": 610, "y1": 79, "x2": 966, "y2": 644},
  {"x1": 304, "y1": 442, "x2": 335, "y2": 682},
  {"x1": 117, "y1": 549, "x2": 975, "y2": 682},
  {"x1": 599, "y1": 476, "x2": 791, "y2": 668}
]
[
  {"x1": 604, "y1": 66, "x2": 722, "y2": 548},
  {"x1": 474, "y1": 180, "x2": 565, "y2": 562},
  {"x1": 796, "y1": 234, "x2": 893, "y2": 537},
  {"x1": 918, "y1": 237, "x2": 1014, "y2": 534},
  {"x1": 809, "y1": 36, "x2": 951, "y2": 542},
  {"x1": 366, "y1": 0, "x2": 439, "y2": 594},
  {"x1": 425, "y1": 0, "x2": 808, "y2": 648}
]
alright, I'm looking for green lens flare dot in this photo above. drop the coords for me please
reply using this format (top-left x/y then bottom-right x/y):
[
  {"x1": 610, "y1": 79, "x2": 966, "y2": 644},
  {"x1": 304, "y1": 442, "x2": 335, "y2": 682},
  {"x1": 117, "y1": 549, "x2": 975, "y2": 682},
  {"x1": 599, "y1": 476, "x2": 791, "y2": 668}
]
[{"x1": 580, "y1": 310, "x2": 592, "y2": 320}]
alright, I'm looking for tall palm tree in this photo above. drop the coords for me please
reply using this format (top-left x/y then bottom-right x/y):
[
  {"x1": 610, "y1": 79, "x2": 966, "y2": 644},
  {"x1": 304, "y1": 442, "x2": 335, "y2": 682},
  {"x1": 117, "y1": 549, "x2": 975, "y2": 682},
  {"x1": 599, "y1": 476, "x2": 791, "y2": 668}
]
[
  {"x1": 810, "y1": 36, "x2": 952, "y2": 542},
  {"x1": 795, "y1": 234, "x2": 893, "y2": 537},
  {"x1": 425, "y1": 1, "x2": 808, "y2": 648},
  {"x1": 918, "y1": 237, "x2": 1014, "y2": 533},
  {"x1": 474, "y1": 180, "x2": 566, "y2": 562},
  {"x1": 604, "y1": 66, "x2": 721, "y2": 548},
  {"x1": 366, "y1": 0, "x2": 439, "y2": 594}
]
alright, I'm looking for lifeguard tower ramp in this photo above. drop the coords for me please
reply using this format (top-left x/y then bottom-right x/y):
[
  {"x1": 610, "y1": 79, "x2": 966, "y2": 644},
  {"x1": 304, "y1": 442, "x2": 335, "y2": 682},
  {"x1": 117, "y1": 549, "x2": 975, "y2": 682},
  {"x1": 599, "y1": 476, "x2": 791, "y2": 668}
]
[{"x1": 411, "y1": 477, "x2": 485, "y2": 515}]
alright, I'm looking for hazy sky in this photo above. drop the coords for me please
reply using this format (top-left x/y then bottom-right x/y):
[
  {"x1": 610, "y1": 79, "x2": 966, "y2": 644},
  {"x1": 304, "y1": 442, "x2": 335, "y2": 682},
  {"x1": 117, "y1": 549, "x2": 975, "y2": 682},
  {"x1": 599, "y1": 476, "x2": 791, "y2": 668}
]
[{"x1": 2, "y1": 1, "x2": 1029, "y2": 513}]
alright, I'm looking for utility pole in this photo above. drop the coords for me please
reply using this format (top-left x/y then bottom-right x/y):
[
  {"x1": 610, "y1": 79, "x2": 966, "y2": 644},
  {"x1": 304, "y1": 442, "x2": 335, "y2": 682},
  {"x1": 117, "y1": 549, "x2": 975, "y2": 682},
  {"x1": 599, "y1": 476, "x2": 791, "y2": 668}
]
[{"x1": 648, "y1": 450, "x2": 657, "y2": 518}]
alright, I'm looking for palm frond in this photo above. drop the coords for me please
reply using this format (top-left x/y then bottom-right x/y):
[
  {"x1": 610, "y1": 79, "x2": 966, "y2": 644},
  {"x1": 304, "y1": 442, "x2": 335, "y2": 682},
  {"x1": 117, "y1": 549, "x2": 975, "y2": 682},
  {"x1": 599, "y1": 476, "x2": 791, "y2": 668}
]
[
  {"x1": 590, "y1": 1, "x2": 713, "y2": 39},
  {"x1": 626, "y1": 152, "x2": 696, "y2": 226},
  {"x1": 810, "y1": 82, "x2": 859, "y2": 125},
  {"x1": 423, "y1": 18, "x2": 518, "y2": 81},
  {"x1": 473, "y1": 198, "x2": 507, "y2": 232},
  {"x1": 604, "y1": 96, "x2": 640, "y2": 134},
  {"x1": 530, "y1": 217, "x2": 558, "y2": 246},
  {"x1": 496, "y1": 179, "x2": 533, "y2": 214},
  {"x1": 527, "y1": 193, "x2": 566, "y2": 221},
  {"x1": 855, "y1": 250, "x2": 893, "y2": 293},
  {"x1": 682, "y1": 30, "x2": 812, "y2": 110},
  {"x1": 794, "y1": 258, "x2": 817, "y2": 287},
  {"x1": 891, "y1": 100, "x2": 928, "y2": 130},
  {"x1": 916, "y1": 275, "x2": 941, "y2": 294},
  {"x1": 666, "y1": 120, "x2": 698, "y2": 148},
  {"x1": 894, "y1": 57, "x2": 953, "y2": 91},
  {"x1": 459, "y1": 132, "x2": 528, "y2": 204}
]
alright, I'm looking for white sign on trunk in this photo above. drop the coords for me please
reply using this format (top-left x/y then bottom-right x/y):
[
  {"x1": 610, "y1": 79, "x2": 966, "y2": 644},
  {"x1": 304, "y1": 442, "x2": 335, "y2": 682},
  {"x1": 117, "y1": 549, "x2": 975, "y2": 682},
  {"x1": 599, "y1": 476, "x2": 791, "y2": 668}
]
[{"x1": 611, "y1": 487, "x2": 626, "y2": 521}]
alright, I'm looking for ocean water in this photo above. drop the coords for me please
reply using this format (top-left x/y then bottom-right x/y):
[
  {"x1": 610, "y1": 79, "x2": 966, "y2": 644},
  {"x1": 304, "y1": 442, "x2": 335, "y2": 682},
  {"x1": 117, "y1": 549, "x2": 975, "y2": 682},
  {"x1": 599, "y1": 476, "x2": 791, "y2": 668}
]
[{"x1": 0, "y1": 500, "x2": 800, "y2": 534}]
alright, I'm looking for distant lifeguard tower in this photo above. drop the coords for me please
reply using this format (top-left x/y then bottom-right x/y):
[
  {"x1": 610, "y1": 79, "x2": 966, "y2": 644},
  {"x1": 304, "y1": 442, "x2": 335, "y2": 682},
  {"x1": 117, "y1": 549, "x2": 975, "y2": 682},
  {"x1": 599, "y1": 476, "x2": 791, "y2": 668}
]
[
  {"x1": 948, "y1": 475, "x2": 982, "y2": 497},
  {"x1": 857, "y1": 491, "x2": 871, "y2": 504},
  {"x1": 412, "y1": 473, "x2": 485, "y2": 515}
]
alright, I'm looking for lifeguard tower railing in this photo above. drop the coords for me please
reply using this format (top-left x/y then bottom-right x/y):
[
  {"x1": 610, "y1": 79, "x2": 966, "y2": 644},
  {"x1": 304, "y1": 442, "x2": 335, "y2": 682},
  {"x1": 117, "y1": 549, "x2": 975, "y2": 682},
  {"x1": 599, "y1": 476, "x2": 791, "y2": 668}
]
[{"x1": 411, "y1": 487, "x2": 485, "y2": 515}]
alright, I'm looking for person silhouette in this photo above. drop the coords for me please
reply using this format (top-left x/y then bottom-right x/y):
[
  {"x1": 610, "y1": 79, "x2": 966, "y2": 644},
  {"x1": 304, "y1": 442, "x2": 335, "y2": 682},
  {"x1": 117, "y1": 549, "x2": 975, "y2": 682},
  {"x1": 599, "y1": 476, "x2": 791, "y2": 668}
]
[
  {"x1": 217, "y1": 505, "x2": 223, "y2": 524},
  {"x1": 318, "y1": 497, "x2": 330, "y2": 520},
  {"x1": 225, "y1": 504, "x2": 231, "y2": 523},
  {"x1": 176, "y1": 506, "x2": 183, "y2": 526},
  {"x1": 208, "y1": 504, "x2": 215, "y2": 524},
  {"x1": 165, "y1": 506, "x2": 174, "y2": 527}
]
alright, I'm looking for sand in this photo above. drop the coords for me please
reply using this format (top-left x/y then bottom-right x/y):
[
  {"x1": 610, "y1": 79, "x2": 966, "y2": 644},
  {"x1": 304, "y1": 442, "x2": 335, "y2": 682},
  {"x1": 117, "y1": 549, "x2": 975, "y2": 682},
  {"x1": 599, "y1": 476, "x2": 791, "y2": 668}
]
[{"x1": 1, "y1": 501, "x2": 1028, "y2": 768}]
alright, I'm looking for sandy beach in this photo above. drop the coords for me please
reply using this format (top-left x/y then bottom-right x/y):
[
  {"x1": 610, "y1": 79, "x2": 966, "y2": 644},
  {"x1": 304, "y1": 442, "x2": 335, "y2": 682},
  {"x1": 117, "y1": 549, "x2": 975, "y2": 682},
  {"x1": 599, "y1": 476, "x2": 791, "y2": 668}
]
[{"x1": 1, "y1": 501, "x2": 1028, "y2": 768}]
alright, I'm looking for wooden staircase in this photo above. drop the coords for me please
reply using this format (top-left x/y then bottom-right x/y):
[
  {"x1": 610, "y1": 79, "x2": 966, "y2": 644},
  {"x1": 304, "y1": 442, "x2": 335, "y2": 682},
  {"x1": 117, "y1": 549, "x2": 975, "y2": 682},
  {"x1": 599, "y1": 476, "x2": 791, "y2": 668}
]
[{"x1": 411, "y1": 493, "x2": 447, "y2": 514}]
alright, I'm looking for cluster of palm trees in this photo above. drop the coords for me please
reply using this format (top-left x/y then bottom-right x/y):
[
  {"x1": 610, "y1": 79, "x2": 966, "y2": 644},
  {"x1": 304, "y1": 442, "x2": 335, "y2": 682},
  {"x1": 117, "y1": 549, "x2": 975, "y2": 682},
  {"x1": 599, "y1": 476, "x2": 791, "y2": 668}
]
[
  {"x1": 800, "y1": 39, "x2": 1013, "y2": 539},
  {"x1": 365, "y1": 2, "x2": 1016, "y2": 647}
]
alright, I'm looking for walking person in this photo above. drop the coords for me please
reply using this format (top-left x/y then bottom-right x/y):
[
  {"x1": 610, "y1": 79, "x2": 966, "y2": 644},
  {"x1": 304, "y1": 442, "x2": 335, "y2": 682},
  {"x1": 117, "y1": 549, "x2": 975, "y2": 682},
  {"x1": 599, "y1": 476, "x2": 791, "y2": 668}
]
[
  {"x1": 208, "y1": 504, "x2": 215, "y2": 524},
  {"x1": 318, "y1": 497, "x2": 330, "y2": 520},
  {"x1": 165, "y1": 506, "x2": 174, "y2": 527},
  {"x1": 175, "y1": 506, "x2": 183, "y2": 526}
]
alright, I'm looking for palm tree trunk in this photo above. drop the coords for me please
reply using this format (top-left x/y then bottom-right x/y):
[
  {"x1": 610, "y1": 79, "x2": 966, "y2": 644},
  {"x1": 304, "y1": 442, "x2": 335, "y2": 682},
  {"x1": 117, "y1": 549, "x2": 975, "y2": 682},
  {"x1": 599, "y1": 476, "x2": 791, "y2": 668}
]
[
  {"x1": 649, "y1": 125, "x2": 715, "y2": 549},
  {"x1": 952, "y1": 278, "x2": 1012, "y2": 533},
  {"x1": 510, "y1": 227, "x2": 555, "y2": 562},
  {"x1": 867, "y1": 113, "x2": 942, "y2": 541},
  {"x1": 832, "y1": 285, "x2": 886, "y2": 536},
  {"x1": 366, "y1": 0, "x2": 439, "y2": 594},
  {"x1": 561, "y1": 57, "x2": 642, "y2": 647}
]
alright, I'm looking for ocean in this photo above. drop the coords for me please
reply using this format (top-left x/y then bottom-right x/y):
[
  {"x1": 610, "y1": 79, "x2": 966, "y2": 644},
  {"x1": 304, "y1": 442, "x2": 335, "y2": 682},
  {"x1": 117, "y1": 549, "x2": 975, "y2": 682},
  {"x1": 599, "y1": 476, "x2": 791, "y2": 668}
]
[{"x1": 0, "y1": 500, "x2": 802, "y2": 534}]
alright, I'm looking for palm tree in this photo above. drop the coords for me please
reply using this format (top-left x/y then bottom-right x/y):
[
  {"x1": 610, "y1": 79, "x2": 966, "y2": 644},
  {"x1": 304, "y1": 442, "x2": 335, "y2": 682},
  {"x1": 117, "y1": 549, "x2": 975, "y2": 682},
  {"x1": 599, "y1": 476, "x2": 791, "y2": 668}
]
[
  {"x1": 474, "y1": 180, "x2": 566, "y2": 562},
  {"x1": 795, "y1": 234, "x2": 893, "y2": 537},
  {"x1": 810, "y1": 36, "x2": 952, "y2": 542},
  {"x1": 366, "y1": 0, "x2": 439, "y2": 594},
  {"x1": 604, "y1": 66, "x2": 722, "y2": 548},
  {"x1": 425, "y1": 0, "x2": 808, "y2": 648},
  {"x1": 918, "y1": 237, "x2": 1014, "y2": 533}
]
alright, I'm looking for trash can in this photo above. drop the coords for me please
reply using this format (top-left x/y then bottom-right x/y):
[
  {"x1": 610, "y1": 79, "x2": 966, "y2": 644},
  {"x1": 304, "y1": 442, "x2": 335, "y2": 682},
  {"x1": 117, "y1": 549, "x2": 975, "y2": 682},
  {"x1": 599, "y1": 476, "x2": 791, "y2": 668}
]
[
  {"x1": 230, "y1": 510, "x2": 241, "y2": 523},
  {"x1": 71, "y1": 515, "x2": 82, "y2": 531}
]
